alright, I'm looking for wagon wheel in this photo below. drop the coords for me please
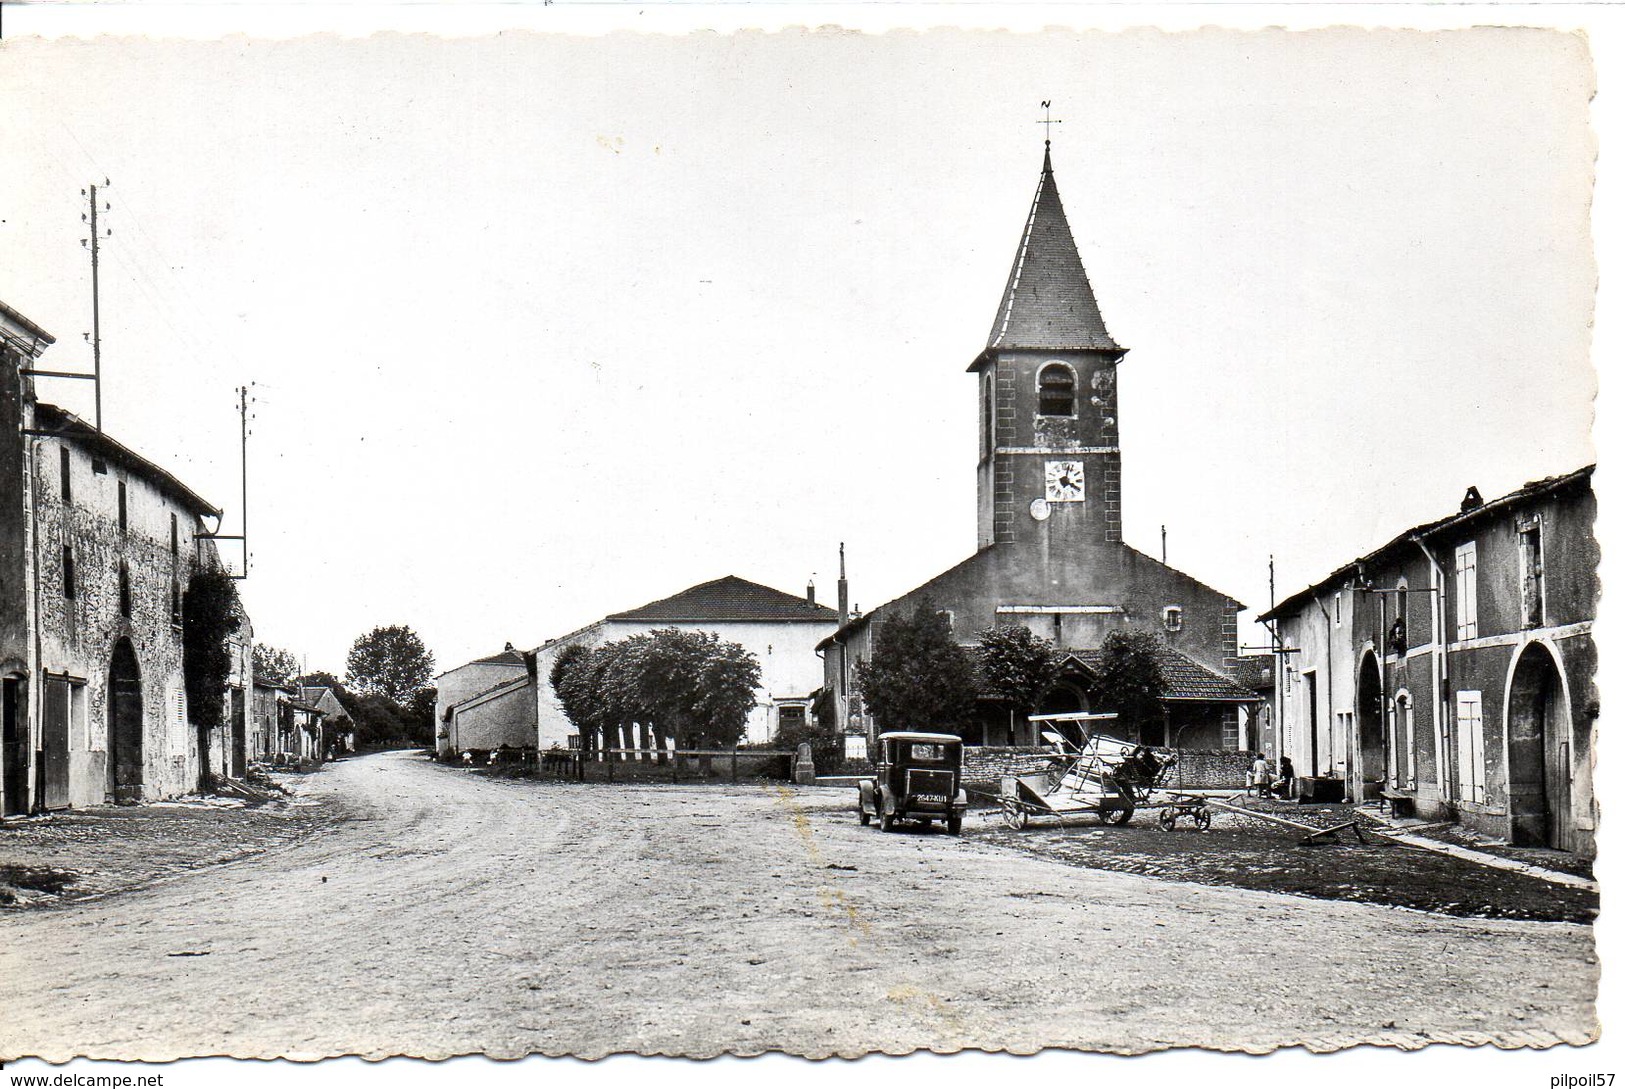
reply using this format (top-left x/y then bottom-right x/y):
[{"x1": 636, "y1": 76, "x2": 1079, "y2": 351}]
[
  {"x1": 1000, "y1": 800, "x2": 1028, "y2": 830},
  {"x1": 1157, "y1": 806, "x2": 1177, "y2": 831},
  {"x1": 1107, "y1": 801, "x2": 1135, "y2": 826},
  {"x1": 1194, "y1": 807, "x2": 1213, "y2": 831}
]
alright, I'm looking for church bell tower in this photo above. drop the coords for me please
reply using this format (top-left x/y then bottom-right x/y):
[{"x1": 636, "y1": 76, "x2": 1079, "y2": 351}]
[{"x1": 972, "y1": 144, "x2": 1126, "y2": 551}]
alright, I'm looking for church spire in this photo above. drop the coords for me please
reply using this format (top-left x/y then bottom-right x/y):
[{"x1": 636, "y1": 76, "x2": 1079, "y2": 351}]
[{"x1": 985, "y1": 146, "x2": 1120, "y2": 354}]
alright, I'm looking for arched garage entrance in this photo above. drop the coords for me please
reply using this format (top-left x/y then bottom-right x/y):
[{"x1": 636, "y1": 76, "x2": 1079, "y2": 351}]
[
  {"x1": 109, "y1": 639, "x2": 144, "y2": 803},
  {"x1": 1355, "y1": 651, "x2": 1384, "y2": 801},
  {"x1": 1507, "y1": 642, "x2": 1574, "y2": 850}
]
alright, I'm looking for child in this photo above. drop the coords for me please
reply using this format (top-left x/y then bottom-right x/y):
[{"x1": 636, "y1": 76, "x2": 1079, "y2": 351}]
[{"x1": 1249, "y1": 752, "x2": 1271, "y2": 799}]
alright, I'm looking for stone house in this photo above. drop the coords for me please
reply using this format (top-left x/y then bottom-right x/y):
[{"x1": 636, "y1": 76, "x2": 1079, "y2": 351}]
[
  {"x1": 443, "y1": 667, "x2": 536, "y2": 756},
  {"x1": 433, "y1": 645, "x2": 531, "y2": 757},
  {"x1": 298, "y1": 685, "x2": 357, "y2": 754},
  {"x1": 2, "y1": 300, "x2": 253, "y2": 812},
  {"x1": 250, "y1": 680, "x2": 329, "y2": 766},
  {"x1": 1260, "y1": 467, "x2": 1597, "y2": 855},
  {"x1": 532, "y1": 576, "x2": 839, "y2": 750},
  {"x1": 818, "y1": 147, "x2": 1255, "y2": 750}
]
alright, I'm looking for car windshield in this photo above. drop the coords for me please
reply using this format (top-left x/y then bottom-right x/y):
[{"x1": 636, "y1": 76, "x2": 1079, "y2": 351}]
[{"x1": 908, "y1": 743, "x2": 947, "y2": 762}]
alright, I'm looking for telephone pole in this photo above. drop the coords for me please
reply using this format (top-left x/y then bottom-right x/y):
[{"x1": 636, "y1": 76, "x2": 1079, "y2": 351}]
[{"x1": 85, "y1": 182, "x2": 110, "y2": 431}]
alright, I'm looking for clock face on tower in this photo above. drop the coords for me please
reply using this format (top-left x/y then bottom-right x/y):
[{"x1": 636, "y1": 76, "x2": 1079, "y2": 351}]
[{"x1": 1045, "y1": 460, "x2": 1086, "y2": 503}]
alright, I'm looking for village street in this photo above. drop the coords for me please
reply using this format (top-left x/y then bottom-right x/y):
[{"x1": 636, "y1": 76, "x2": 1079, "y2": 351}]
[{"x1": 0, "y1": 750, "x2": 1597, "y2": 1062}]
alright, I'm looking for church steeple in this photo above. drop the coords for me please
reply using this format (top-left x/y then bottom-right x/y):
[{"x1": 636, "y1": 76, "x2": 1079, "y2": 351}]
[
  {"x1": 985, "y1": 146, "x2": 1120, "y2": 354},
  {"x1": 973, "y1": 143, "x2": 1126, "y2": 551}
]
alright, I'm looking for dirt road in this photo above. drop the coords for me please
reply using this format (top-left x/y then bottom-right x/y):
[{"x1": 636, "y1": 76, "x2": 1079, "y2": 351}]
[{"x1": 0, "y1": 751, "x2": 1596, "y2": 1060}]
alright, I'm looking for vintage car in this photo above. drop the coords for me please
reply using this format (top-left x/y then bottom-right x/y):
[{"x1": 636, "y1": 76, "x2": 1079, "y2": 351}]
[{"x1": 857, "y1": 731, "x2": 968, "y2": 835}]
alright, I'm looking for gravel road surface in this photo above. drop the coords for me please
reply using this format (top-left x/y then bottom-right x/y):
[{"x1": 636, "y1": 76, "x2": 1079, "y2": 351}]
[{"x1": 0, "y1": 750, "x2": 1597, "y2": 1061}]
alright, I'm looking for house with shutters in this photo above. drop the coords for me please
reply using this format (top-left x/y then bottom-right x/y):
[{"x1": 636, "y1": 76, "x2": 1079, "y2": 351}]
[
  {"x1": 1, "y1": 298, "x2": 252, "y2": 813},
  {"x1": 1260, "y1": 467, "x2": 1597, "y2": 856},
  {"x1": 532, "y1": 576, "x2": 838, "y2": 750},
  {"x1": 818, "y1": 145, "x2": 1256, "y2": 750}
]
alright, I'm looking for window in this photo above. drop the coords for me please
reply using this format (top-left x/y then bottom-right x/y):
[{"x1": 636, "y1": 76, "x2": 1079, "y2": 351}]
[
  {"x1": 59, "y1": 447, "x2": 71, "y2": 503},
  {"x1": 937, "y1": 609, "x2": 955, "y2": 635},
  {"x1": 1333, "y1": 591, "x2": 1342, "y2": 627},
  {"x1": 69, "y1": 681, "x2": 90, "y2": 752},
  {"x1": 1389, "y1": 579, "x2": 1409, "y2": 655},
  {"x1": 1455, "y1": 690, "x2": 1485, "y2": 804},
  {"x1": 1519, "y1": 519, "x2": 1544, "y2": 629},
  {"x1": 1454, "y1": 541, "x2": 1478, "y2": 640},
  {"x1": 170, "y1": 578, "x2": 182, "y2": 625},
  {"x1": 91, "y1": 457, "x2": 107, "y2": 475},
  {"x1": 981, "y1": 373, "x2": 996, "y2": 459},
  {"x1": 1163, "y1": 605, "x2": 1183, "y2": 632},
  {"x1": 170, "y1": 512, "x2": 179, "y2": 556},
  {"x1": 118, "y1": 563, "x2": 131, "y2": 617},
  {"x1": 62, "y1": 545, "x2": 75, "y2": 599},
  {"x1": 1037, "y1": 363, "x2": 1076, "y2": 417},
  {"x1": 1395, "y1": 691, "x2": 1415, "y2": 790},
  {"x1": 909, "y1": 743, "x2": 947, "y2": 762},
  {"x1": 118, "y1": 481, "x2": 128, "y2": 534}
]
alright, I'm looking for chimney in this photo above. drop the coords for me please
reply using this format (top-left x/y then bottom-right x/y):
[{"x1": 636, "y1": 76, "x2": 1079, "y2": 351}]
[
  {"x1": 806, "y1": 578, "x2": 817, "y2": 607},
  {"x1": 837, "y1": 542, "x2": 850, "y2": 625},
  {"x1": 1460, "y1": 486, "x2": 1484, "y2": 512}
]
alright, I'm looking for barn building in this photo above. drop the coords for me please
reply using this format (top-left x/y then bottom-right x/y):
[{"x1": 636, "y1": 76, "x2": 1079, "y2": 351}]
[{"x1": 2, "y1": 299, "x2": 252, "y2": 812}]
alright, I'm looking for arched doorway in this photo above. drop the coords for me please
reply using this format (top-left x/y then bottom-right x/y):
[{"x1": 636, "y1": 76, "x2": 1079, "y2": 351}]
[
  {"x1": 1507, "y1": 642, "x2": 1573, "y2": 850},
  {"x1": 109, "y1": 639, "x2": 144, "y2": 803},
  {"x1": 1355, "y1": 651, "x2": 1384, "y2": 801}
]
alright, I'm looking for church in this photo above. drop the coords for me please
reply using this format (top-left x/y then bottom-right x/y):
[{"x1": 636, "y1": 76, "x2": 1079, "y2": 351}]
[{"x1": 818, "y1": 144, "x2": 1256, "y2": 750}]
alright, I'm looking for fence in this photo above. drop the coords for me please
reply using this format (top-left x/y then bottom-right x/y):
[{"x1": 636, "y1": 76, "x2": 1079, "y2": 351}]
[
  {"x1": 477, "y1": 747, "x2": 799, "y2": 784},
  {"x1": 960, "y1": 745, "x2": 1251, "y2": 791}
]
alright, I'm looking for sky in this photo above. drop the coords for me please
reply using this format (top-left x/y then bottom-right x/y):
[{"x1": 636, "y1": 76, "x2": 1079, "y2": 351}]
[{"x1": 0, "y1": 15, "x2": 1601, "y2": 681}]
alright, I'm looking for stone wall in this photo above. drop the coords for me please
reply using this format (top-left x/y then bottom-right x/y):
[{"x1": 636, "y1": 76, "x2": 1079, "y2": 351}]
[{"x1": 963, "y1": 745, "x2": 1250, "y2": 791}]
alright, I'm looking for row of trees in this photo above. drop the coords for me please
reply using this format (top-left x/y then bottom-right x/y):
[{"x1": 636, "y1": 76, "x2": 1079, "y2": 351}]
[
  {"x1": 854, "y1": 601, "x2": 1169, "y2": 741},
  {"x1": 254, "y1": 624, "x2": 437, "y2": 747},
  {"x1": 550, "y1": 628, "x2": 761, "y2": 759}
]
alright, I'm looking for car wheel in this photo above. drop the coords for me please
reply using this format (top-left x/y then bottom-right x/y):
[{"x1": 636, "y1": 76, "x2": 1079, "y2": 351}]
[
  {"x1": 879, "y1": 811, "x2": 896, "y2": 832},
  {"x1": 947, "y1": 813, "x2": 963, "y2": 836},
  {"x1": 859, "y1": 808, "x2": 871, "y2": 826}
]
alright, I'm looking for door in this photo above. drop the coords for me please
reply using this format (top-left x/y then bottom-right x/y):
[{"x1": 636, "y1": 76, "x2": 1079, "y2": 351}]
[
  {"x1": 41, "y1": 674, "x2": 70, "y2": 810},
  {"x1": 2, "y1": 677, "x2": 27, "y2": 815},
  {"x1": 229, "y1": 686, "x2": 246, "y2": 779},
  {"x1": 109, "y1": 639, "x2": 144, "y2": 803}
]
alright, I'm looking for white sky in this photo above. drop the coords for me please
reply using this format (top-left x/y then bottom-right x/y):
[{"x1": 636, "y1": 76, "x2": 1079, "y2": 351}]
[
  {"x1": 0, "y1": 4, "x2": 1619, "y2": 1087},
  {"x1": 0, "y1": 13, "x2": 1602, "y2": 682}
]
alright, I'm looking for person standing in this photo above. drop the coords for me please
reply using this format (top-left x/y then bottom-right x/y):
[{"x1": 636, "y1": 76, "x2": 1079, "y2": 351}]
[{"x1": 1249, "y1": 752, "x2": 1271, "y2": 799}]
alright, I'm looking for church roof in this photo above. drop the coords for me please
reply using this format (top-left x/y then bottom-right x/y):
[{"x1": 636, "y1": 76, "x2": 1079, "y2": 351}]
[
  {"x1": 1066, "y1": 644, "x2": 1259, "y2": 704},
  {"x1": 982, "y1": 147, "x2": 1121, "y2": 358},
  {"x1": 607, "y1": 576, "x2": 838, "y2": 624}
]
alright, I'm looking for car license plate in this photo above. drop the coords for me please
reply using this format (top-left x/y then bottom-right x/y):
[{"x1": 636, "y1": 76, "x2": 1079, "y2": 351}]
[{"x1": 915, "y1": 794, "x2": 947, "y2": 804}]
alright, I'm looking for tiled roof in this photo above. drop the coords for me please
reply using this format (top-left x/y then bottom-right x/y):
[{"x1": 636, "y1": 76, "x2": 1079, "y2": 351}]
[
  {"x1": 607, "y1": 576, "x2": 838, "y2": 623},
  {"x1": 33, "y1": 403, "x2": 220, "y2": 517},
  {"x1": 471, "y1": 648, "x2": 527, "y2": 667},
  {"x1": 1067, "y1": 644, "x2": 1259, "y2": 704},
  {"x1": 1261, "y1": 465, "x2": 1594, "y2": 623},
  {"x1": 985, "y1": 147, "x2": 1121, "y2": 355}
]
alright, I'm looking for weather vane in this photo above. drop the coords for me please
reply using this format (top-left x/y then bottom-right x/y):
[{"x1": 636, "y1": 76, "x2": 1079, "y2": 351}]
[{"x1": 1037, "y1": 100, "x2": 1063, "y2": 145}]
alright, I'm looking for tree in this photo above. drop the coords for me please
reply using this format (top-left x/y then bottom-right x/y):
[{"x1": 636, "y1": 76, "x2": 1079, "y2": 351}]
[
  {"x1": 345, "y1": 625, "x2": 435, "y2": 705},
  {"x1": 854, "y1": 601, "x2": 978, "y2": 739},
  {"x1": 253, "y1": 644, "x2": 300, "y2": 686},
  {"x1": 1090, "y1": 629, "x2": 1169, "y2": 743},
  {"x1": 976, "y1": 626, "x2": 1062, "y2": 743}
]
